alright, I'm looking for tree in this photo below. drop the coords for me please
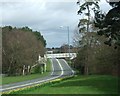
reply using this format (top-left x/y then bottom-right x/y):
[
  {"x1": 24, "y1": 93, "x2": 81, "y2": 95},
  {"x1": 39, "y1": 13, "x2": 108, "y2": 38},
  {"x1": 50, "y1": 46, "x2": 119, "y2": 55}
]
[
  {"x1": 0, "y1": 27, "x2": 2, "y2": 74},
  {"x1": 77, "y1": 0, "x2": 100, "y2": 75},
  {"x1": 94, "y1": 1, "x2": 120, "y2": 48},
  {"x1": 60, "y1": 44, "x2": 69, "y2": 53},
  {"x1": 2, "y1": 26, "x2": 46, "y2": 76},
  {"x1": 74, "y1": 0, "x2": 119, "y2": 76},
  {"x1": 33, "y1": 31, "x2": 46, "y2": 47},
  {"x1": 77, "y1": 0, "x2": 100, "y2": 34},
  {"x1": 73, "y1": 31, "x2": 119, "y2": 76}
]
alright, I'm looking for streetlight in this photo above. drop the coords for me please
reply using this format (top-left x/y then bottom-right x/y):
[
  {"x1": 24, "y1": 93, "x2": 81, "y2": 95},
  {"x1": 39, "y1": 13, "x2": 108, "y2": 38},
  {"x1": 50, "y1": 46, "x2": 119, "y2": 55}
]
[{"x1": 60, "y1": 26, "x2": 70, "y2": 64}]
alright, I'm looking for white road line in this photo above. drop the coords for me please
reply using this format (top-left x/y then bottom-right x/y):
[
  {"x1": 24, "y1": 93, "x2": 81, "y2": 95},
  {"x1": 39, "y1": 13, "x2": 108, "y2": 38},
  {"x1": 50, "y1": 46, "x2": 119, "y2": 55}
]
[
  {"x1": 1, "y1": 59, "x2": 64, "y2": 92},
  {"x1": 50, "y1": 59, "x2": 54, "y2": 76},
  {"x1": 56, "y1": 59, "x2": 64, "y2": 76},
  {"x1": 1, "y1": 76, "x2": 58, "y2": 91},
  {"x1": 62, "y1": 59, "x2": 74, "y2": 75}
]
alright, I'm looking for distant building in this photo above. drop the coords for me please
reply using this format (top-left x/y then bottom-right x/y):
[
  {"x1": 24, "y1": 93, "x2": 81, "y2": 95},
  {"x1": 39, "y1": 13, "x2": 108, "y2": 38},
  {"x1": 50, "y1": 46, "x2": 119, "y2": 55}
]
[{"x1": 47, "y1": 51, "x2": 53, "y2": 54}]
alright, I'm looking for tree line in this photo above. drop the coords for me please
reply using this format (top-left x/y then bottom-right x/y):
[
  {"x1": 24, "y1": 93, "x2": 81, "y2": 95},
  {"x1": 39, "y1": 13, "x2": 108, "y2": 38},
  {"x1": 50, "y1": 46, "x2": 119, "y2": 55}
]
[
  {"x1": 72, "y1": 0, "x2": 120, "y2": 76},
  {"x1": 2, "y1": 26, "x2": 46, "y2": 76}
]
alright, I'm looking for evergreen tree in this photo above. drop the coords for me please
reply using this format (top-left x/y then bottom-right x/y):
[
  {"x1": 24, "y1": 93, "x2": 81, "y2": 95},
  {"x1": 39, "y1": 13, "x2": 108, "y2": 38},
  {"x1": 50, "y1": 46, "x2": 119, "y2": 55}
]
[
  {"x1": 77, "y1": 0, "x2": 100, "y2": 75},
  {"x1": 94, "y1": 1, "x2": 120, "y2": 48}
]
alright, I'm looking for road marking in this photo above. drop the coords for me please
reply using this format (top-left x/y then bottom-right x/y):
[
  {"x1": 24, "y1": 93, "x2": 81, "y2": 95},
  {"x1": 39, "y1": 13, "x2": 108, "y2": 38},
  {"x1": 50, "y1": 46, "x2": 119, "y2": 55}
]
[
  {"x1": 50, "y1": 59, "x2": 54, "y2": 76},
  {"x1": 1, "y1": 59, "x2": 64, "y2": 92},
  {"x1": 62, "y1": 59, "x2": 74, "y2": 75},
  {"x1": 56, "y1": 59, "x2": 64, "y2": 76},
  {"x1": 1, "y1": 76, "x2": 58, "y2": 91}
]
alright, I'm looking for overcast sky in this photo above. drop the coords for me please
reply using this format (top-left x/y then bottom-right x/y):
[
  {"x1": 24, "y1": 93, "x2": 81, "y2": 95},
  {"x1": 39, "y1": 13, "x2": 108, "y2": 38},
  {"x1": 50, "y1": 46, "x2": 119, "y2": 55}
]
[{"x1": 1, "y1": 0, "x2": 111, "y2": 48}]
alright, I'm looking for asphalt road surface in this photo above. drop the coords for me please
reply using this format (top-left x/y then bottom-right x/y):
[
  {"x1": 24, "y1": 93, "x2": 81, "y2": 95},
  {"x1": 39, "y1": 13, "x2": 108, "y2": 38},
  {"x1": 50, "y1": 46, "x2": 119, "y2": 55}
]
[{"x1": 1, "y1": 59, "x2": 74, "y2": 92}]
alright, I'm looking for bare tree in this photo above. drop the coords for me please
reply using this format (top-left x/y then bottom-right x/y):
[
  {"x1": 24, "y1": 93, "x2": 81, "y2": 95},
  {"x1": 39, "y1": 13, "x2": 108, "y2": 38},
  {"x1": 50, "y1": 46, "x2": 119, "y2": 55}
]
[{"x1": 2, "y1": 26, "x2": 45, "y2": 76}]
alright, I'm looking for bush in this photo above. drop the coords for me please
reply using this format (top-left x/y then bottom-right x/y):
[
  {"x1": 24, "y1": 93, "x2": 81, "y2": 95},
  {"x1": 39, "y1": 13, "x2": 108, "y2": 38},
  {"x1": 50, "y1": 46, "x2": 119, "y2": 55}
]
[{"x1": 31, "y1": 65, "x2": 42, "y2": 74}]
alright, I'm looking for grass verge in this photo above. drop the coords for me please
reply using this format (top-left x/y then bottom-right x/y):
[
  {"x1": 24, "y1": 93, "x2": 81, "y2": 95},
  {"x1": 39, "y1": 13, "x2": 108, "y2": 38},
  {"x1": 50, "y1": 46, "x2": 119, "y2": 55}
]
[
  {"x1": 2, "y1": 59, "x2": 52, "y2": 85},
  {"x1": 6, "y1": 75, "x2": 118, "y2": 94}
]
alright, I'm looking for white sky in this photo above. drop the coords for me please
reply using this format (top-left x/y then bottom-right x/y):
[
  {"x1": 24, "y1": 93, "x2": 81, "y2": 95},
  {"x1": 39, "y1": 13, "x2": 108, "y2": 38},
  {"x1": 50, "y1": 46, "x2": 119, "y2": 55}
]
[{"x1": 0, "y1": 0, "x2": 111, "y2": 48}]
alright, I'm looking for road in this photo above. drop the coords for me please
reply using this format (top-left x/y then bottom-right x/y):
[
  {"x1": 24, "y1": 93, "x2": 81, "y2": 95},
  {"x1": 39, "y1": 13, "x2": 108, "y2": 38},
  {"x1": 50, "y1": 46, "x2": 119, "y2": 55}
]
[{"x1": 1, "y1": 59, "x2": 74, "y2": 92}]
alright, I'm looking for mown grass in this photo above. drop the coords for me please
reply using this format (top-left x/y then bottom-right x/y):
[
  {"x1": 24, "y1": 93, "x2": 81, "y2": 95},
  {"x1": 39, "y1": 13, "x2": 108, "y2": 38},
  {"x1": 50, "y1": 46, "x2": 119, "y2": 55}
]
[
  {"x1": 0, "y1": 75, "x2": 2, "y2": 85},
  {"x1": 2, "y1": 59, "x2": 52, "y2": 85},
  {"x1": 10, "y1": 75, "x2": 118, "y2": 94}
]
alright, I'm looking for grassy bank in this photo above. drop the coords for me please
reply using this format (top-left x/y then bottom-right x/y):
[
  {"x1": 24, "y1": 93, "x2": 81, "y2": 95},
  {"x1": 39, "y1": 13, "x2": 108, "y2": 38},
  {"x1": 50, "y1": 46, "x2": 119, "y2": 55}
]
[
  {"x1": 2, "y1": 59, "x2": 52, "y2": 85},
  {"x1": 9, "y1": 75, "x2": 118, "y2": 94}
]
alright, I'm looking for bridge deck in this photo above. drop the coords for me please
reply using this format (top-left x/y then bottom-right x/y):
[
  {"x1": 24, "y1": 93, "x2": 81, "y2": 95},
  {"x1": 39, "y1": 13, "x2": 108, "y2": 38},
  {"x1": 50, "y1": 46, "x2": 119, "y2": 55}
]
[{"x1": 46, "y1": 53, "x2": 76, "y2": 59}]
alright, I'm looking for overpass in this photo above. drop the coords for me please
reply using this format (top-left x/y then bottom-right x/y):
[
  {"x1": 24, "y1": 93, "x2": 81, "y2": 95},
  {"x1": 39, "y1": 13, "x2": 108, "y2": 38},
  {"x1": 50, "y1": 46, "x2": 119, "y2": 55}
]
[{"x1": 46, "y1": 53, "x2": 77, "y2": 59}]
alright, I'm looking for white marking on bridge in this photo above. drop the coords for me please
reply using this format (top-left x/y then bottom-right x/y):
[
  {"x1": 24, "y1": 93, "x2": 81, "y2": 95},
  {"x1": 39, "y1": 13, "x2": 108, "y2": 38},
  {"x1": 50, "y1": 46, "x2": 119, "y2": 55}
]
[{"x1": 46, "y1": 53, "x2": 76, "y2": 59}]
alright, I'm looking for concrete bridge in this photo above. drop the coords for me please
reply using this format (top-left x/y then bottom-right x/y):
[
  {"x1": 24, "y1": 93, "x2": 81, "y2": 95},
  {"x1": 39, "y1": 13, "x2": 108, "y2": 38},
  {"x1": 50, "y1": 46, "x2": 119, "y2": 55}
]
[
  {"x1": 37, "y1": 53, "x2": 76, "y2": 74},
  {"x1": 46, "y1": 53, "x2": 77, "y2": 59}
]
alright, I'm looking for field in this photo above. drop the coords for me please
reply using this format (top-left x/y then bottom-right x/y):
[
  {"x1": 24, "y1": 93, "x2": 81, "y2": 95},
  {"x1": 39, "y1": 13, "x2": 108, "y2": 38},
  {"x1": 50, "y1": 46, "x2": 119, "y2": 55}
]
[
  {"x1": 10, "y1": 75, "x2": 118, "y2": 94},
  {"x1": 2, "y1": 59, "x2": 51, "y2": 85}
]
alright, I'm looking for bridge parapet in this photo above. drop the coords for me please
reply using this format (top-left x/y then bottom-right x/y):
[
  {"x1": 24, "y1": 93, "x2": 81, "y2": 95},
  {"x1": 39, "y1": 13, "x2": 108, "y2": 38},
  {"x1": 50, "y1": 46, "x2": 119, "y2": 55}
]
[{"x1": 46, "y1": 53, "x2": 76, "y2": 59}]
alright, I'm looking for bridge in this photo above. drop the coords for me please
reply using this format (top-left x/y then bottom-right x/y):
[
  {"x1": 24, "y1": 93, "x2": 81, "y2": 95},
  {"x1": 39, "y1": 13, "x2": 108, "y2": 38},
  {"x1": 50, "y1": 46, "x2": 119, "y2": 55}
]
[{"x1": 46, "y1": 53, "x2": 77, "y2": 59}]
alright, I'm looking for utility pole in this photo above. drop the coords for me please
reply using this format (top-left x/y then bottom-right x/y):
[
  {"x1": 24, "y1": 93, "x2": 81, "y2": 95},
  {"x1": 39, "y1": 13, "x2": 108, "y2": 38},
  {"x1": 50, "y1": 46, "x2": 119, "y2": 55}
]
[
  {"x1": 60, "y1": 26, "x2": 70, "y2": 65},
  {"x1": 67, "y1": 26, "x2": 71, "y2": 65}
]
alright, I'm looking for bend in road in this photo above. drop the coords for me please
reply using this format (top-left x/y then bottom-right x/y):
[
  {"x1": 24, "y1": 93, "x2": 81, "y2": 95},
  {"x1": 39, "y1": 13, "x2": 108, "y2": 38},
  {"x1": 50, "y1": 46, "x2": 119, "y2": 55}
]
[{"x1": 1, "y1": 59, "x2": 74, "y2": 92}]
